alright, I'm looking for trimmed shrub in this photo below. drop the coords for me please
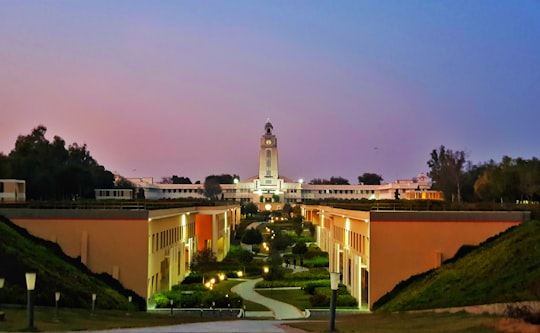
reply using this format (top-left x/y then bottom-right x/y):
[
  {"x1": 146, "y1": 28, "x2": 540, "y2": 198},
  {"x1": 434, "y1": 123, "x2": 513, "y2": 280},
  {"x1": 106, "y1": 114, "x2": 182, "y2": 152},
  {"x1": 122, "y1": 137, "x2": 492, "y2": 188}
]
[
  {"x1": 304, "y1": 281, "x2": 330, "y2": 295},
  {"x1": 309, "y1": 294, "x2": 329, "y2": 307}
]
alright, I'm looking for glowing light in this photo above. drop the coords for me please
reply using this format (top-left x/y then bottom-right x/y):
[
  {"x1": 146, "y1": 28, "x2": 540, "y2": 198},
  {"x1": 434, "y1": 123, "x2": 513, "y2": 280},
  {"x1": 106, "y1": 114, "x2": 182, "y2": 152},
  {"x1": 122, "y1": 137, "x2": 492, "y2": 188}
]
[
  {"x1": 237, "y1": 271, "x2": 243, "y2": 277},
  {"x1": 265, "y1": 204, "x2": 272, "y2": 210},
  {"x1": 263, "y1": 266, "x2": 269, "y2": 274}
]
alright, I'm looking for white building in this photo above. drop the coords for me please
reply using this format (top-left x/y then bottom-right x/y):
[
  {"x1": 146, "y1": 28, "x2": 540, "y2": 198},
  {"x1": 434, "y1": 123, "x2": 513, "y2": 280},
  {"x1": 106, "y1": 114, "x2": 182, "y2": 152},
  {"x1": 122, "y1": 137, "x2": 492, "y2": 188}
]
[{"x1": 127, "y1": 121, "x2": 439, "y2": 208}]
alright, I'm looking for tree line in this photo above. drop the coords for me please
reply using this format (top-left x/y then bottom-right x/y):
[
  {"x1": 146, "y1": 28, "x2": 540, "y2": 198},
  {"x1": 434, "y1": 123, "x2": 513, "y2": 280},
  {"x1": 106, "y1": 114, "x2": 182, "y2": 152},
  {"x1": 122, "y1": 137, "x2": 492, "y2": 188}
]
[
  {"x1": 0, "y1": 126, "x2": 116, "y2": 200},
  {"x1": 3, "y1": 127, "x2": 538, "y2": 203},
  {"x1": 428, "y1": 145, "x2": 540, "y2": 203}
]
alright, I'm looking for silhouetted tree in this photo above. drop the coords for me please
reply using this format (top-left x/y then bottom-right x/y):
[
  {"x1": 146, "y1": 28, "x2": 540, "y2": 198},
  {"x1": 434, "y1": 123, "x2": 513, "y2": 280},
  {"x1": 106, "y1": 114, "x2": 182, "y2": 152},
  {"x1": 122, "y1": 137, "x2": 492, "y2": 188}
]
[
  {"x1": 309, "y1": 177, "x2": 349, "y2": 185},
  {"x1": 358, "y1": 173, "x2": 383, "y2": 185},
  {"x1": 5, "y1": 125, "x2": 114, "y2": 200},
  {"x1": 282, "y1": 203, "x2": 293, "y2": 218},
  {"x1": 190, "y1": 248, "x2": 217, "y2": 279},
  {"x1": 241, "y1": 202, "x2": 258, "y2": 217},
  {"x1": 203, "y1": 177, "x2": 222, "y2": 200},
  {"x1": 241, "y1": 228, "x2": 263, "y2": 245},
  {"x1": 428, "y1": 145, "x2": 467, "y2": 202}
]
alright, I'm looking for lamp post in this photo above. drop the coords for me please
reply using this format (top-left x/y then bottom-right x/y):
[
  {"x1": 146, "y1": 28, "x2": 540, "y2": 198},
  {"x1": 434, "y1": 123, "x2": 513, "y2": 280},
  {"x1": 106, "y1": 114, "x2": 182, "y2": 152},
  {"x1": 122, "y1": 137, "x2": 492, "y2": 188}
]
[
  {"x1": 127, "y1": 296, "x2": 132, "y2": 316},
  {"x1": 0, "y1": 277, "x2": 4, "y2": 315},
  {"x1": 263, "y1": 266, "x2": 272, "y2": 295},
  {"x1": 329, "y1": 272, "x2": 340, "y2": 332},
  {"x1": 54, "y1": 292, "x2": 61, "y2": 319},
  {"x1": 25, "y1": 272, "x2": 37, "y2": 330},
  {"x1": 91, "y1": 293, "x2": 97, "y2": 315}
]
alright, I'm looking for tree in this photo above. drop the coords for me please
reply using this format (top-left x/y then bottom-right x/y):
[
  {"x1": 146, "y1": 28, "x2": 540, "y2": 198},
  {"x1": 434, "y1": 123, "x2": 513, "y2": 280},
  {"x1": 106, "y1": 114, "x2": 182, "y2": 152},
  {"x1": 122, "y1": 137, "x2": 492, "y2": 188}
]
[
  {"x1": 172, "y1": 175, "x2": 192, "y2": 184},
  {"x1": 394, "y1": 189, "x2": 400, "y2": 200},
  {"x1": 292, "y1": 242, "x2": 308, "y2": 258},
  {"x1": 241, "y1": 202, "x2": 258, "y2": 217},
  {"x1": 114, "y1": 176, "x2": 135, "y2": 189},
  {"x1": 329, "y1": 176, "x2": 350, "y2": 185},
  {"x1": 203, "y1": 177, "x2": 222, "y2": 200},
  {"x1": 241, "y1": 228, "x2": 263, "y2": 245},
  {"x1": 293, "y1": 220, "x2": 304, "y2": 236},
  {"x1": 282, "y1": 203, "x2": 293, "y2": 218},
  {"x1": 5, "y1": 125, "x2": 114, "y2": 200},
  {"x1": 237, "y1": 249, "x2": 254, "y2": 266},
  {"x1": 205, "y1": 174, "x2": 240, "y2": 184},
  {"x1": 358, "y1": 173, "x2": 383, "y2": 185},
  {"x1": 190, "y1": 248, "x2": 217, "y2": 279},
  {"x1": 427, "y1": 145, "x2": 467, "y2": 202},
  {"x1": 270, "y1": 231, "x2": 293, "y2": 251},
  {"x1": 309, "y1": 177, "x2": 349, "y2": 185}
]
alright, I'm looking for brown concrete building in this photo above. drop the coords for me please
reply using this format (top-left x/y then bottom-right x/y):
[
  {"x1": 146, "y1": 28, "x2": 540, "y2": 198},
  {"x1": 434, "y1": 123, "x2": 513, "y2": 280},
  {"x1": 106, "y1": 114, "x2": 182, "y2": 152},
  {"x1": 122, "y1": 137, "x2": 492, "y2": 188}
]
[
  {"x1": 0, "y1": 179, "x2": 26, "y2": 203},
  {"x1": 303, "y1": 206, "x2": 529, "y2": 309},
  {"x1": 0, "y1": 205, "x2": 240, "y2": 305}
]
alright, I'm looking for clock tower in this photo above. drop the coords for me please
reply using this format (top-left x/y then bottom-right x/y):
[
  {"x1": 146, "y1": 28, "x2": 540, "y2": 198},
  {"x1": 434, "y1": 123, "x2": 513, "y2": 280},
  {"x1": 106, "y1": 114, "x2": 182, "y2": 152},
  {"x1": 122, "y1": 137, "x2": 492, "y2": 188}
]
[{"x1": 258, "y1": 120, "x2": 279, "y2": 184}]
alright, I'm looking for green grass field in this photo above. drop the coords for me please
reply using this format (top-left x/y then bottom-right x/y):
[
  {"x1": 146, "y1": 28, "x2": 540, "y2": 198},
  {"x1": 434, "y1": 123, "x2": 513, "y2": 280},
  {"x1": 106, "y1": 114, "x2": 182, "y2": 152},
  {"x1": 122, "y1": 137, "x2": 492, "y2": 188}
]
[
  {"x1": 0, "y1": 307, "x2": 512, "y2": 333},
  {"x1": 0, "y1": 306, "x2": 238, "y2": 332},
  {"x1": 289, "y1": 311, "x2": 504, "y2": 333}
]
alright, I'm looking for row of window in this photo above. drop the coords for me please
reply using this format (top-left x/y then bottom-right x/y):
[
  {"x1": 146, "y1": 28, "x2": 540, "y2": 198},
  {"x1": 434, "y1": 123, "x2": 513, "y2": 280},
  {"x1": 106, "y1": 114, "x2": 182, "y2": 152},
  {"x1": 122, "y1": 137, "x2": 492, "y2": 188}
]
[
  {"x1": 162, "y1": 188, "x2": 201, "y2": 193},
  {"x1": 334, "y1": 226, "x2": 367, "y2": 255},
  {"x1": 96, "y1": 189, "x2": 133, "y2": 197},
  {"x1": 150, "y1": 223, "x2": 195, "y2": 253}
]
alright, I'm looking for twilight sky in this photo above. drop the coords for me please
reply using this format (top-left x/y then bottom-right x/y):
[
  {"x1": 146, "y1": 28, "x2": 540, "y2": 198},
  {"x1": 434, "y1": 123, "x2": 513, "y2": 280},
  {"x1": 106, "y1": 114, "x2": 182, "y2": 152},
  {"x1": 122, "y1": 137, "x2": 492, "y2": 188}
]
[{"x1": 1, "y1": 1, "x2": 539, "y2": 184}]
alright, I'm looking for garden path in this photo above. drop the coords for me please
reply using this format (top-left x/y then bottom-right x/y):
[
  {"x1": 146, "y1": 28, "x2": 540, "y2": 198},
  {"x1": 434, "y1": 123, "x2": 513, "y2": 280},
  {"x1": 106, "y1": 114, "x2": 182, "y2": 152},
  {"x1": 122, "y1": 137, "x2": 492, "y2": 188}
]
[{"x1": 231, "y1": 278, "x2": 307, "y2": 320}]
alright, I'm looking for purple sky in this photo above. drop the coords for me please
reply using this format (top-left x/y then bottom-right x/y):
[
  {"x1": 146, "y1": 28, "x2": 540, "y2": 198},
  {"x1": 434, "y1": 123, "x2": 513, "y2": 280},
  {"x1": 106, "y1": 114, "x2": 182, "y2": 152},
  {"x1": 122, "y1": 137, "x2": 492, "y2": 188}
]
[{"x1": 1, "y1": 1, "x2": 539, "y2": 184}]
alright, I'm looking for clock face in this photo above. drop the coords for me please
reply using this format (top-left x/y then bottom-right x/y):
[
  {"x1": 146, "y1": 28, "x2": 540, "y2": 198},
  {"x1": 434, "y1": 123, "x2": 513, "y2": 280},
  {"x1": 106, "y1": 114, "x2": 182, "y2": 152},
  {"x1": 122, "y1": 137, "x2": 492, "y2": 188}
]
[{"x1": 266, "y1": 139, "x2": 272, "y2": 145}]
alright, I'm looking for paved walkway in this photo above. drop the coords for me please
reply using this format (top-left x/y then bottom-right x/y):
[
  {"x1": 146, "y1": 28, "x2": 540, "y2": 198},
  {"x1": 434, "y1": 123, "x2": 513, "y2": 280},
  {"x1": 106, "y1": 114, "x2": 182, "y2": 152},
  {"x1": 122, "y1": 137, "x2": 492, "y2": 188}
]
[
  {"x1": 231, "y1": 278, "x2": 306, "y2": 320},
  {"x1": 79, "y1": 320, "x2": 308, "y2": 333}
]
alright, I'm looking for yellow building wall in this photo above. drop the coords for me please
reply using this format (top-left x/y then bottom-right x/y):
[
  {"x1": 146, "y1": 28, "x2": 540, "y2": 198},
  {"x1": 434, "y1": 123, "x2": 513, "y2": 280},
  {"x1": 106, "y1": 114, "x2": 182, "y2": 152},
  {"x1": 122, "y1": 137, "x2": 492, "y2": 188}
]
[
  {"x1": 369, "y1": 212, "x2": 525, "y2": 307},
  {"x1": 303, "y1": 206, "x2": 529, "y2": 309},
  {"x1": 147, "y1": 210, "x2": 197, "y2": 299},
  {"x1": 10, "y1": 217, "x2": 148, "y2": 298}
]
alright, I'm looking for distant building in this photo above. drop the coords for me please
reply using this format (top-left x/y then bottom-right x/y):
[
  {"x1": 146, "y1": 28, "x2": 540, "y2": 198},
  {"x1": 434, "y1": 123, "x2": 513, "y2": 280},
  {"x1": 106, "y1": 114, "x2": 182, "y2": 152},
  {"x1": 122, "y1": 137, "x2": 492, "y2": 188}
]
[
  {"x1": 128, "y1": 121, "x2": 441, "y2": 208},
  {"x1": 95, "y1": 188, "x2": 133, "y2": 200},
  {"x1": 0, "y1": 179, "x2": 26, "y2": 203}
]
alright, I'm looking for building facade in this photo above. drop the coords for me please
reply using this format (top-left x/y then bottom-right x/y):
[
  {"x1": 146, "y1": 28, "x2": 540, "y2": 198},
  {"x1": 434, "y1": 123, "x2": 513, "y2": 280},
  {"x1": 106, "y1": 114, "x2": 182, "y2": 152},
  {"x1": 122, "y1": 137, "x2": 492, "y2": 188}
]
[
  {"x1": 0, "y1": 179, "x2": 26, "y2": 203},
  {"x1": 127, "y1": 121, "x2": 441, "y2": 208},
  {"x1": 0, "y1": 205, "x2": 241, "y2": 304},
  {"x1": 303, "y1": 206, "x2": 529, "y2": 309}
]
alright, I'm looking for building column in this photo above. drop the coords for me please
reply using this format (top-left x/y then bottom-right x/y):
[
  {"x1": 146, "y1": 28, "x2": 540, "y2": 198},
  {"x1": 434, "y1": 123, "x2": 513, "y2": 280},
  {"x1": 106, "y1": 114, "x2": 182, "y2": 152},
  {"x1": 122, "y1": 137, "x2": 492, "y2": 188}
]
[{"x1": 212, "y1": 213, "x2": 218, "y2": 254}]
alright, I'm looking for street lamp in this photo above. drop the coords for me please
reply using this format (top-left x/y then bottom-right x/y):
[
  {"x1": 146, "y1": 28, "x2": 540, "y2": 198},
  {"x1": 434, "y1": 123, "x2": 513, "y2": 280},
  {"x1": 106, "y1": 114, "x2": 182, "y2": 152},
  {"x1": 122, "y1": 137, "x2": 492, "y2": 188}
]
[
  {"x1": 263, "y1": 266, "x2": 272, "y2": 295},
  {"x1": 25, "y1": 272, "x2": 37, "y2": 330},
  {"x1": 127, "y1": 296, "x2": 132, "y2": 316},
  {"x1": 0, "y1": 277, "x2": 4, "y2": 315},
  {"x1": 329, "y1": 272, "x2": 340, "y2": 332},
  {"x1": 54, "y1": 291, "x2": 61, "y2": 319},
  {"x1": 91, "y1": 293, "x2": 97, "y2": 315}
]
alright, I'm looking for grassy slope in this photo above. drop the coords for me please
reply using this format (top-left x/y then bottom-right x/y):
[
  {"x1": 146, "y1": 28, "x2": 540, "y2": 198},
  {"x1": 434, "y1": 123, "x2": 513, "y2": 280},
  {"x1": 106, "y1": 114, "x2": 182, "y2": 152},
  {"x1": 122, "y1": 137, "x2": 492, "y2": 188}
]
[
  {"x1": 375, "y1": 220, "x2": 540, "y2": 312},
  {"x1": 0, "y1": 215, "x2": 144, "y2": 310}
]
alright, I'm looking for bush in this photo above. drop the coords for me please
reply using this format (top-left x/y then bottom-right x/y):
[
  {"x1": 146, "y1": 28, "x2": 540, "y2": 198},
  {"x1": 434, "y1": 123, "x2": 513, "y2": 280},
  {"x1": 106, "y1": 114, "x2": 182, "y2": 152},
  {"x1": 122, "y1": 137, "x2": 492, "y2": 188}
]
[
  {"x1": 304, "y1": 281, "x2": 330, "y2": 295},
  {"x1": 181, "y1": 273, "x2": 203, "y2": 284},
  {"x1": 503, "y1": 303, "x2": 540, "y2": 324},
  {"x1": 310, "y1": 294, "x2": 329, "y2": 307},
  {"x1": 153, "y1": 293, "x2": 170, "y2": 308},
  {"x1": 337, "y1": 294, "x2": 358, "y2": 307}
]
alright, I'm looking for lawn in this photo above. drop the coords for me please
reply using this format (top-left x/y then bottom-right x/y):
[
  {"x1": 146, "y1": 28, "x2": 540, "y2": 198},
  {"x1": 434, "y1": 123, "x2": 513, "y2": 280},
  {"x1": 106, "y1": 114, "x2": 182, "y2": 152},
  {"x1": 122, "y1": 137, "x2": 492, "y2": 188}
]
[
  {"x1": 288, "y1": 311, "x2": 505, "y2": 333},
  {"x1": 257, "y1": 289, "x2": 312, "y2": 310},
  {"x1": 0, "y1": 306, "x2": 238, "y2": 332},
  {"x1": 0, "y1": 306, "x2": 512, "y2": 333}
]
